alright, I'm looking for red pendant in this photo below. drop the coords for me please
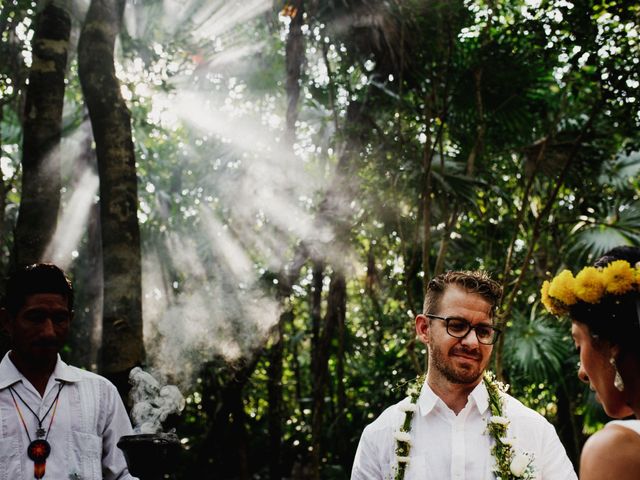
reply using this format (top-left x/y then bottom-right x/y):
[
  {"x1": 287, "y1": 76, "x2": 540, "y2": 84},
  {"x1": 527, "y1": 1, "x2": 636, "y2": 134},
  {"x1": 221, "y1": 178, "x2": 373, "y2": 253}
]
[
  {"x1": 27, "y1": 439, "x2": 50, "y2": 479},
  {"x1": 34, "y1": 461, "x2": 46, "y2": 479}
]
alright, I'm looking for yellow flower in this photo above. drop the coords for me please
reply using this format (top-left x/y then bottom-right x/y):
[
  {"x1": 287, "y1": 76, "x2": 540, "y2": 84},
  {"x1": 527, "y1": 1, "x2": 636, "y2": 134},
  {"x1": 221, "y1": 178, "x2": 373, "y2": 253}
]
[
  {"x1": 540, "y1": 280, "x2": 554, "y2": 312},
  {"x1": 548, "y1": 270, "x2": 577, "y2": 306},
  {"x1": 602, "y1": 260, "x2": 635, "y2": 295},
  {"x1": 541, "y1": 280, "x2": 567, "y2": 316},
  {"x1": 574, "y1": 267, "x2": 605, "y2": 304}
]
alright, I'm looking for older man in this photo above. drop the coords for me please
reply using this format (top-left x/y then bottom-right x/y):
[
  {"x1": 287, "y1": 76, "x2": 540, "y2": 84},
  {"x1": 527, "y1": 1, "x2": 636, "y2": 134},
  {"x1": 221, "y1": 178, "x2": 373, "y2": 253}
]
[
  {"x1": 351, "y1": 270, "x2": 577, "y2": 480},
  {"x1": 0, "y1": 263, "x2": 136, "y2": 479}
]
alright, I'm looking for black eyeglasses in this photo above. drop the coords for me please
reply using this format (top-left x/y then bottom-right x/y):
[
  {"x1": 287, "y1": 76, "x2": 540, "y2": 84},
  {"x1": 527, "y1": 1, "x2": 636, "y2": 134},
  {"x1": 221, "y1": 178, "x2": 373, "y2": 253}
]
[{"x1": 425, "y1": 314, "x2": 501, "y2": 345}]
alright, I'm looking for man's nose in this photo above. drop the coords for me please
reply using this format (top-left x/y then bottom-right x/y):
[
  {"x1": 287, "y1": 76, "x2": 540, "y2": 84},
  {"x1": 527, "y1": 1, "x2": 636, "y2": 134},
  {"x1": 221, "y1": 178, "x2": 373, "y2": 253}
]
[
  {"x1": 39, "y1": 318, "x2": 57, "y2": 337},
  {"x1": 460, "y1": 328, "x2": 480, "y2": 348}
]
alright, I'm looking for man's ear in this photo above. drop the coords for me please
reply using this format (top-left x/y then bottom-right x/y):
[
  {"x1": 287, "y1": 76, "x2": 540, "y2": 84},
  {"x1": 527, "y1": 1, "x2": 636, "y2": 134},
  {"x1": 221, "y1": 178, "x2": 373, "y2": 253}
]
[
  {"x1": 0, "y1": 308, "x2": 13, "y2": 337},
  {"x1": 415, "y1": 314, "x2": 430, "y2": 345}
]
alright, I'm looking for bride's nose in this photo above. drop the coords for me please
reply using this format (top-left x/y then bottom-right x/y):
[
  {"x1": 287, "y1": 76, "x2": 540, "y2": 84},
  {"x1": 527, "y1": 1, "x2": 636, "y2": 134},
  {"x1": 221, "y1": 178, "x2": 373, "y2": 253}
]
[{"x1": 577, "y1": 361, "x2": 589, "y2": 384}]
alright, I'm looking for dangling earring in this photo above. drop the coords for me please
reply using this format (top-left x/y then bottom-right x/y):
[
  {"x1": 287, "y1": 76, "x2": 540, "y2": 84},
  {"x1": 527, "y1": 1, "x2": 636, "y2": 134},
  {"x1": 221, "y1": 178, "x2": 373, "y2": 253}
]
[{"x1": 609, "y1": 357, "x2": 625, "y2": 392}]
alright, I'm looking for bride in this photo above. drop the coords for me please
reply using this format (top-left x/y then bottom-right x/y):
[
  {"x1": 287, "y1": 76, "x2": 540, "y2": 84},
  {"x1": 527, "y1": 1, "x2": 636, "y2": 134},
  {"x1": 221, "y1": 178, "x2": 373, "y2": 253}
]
[{"x1": 541, "y1": 245, "x2": 640, "y2": 479}]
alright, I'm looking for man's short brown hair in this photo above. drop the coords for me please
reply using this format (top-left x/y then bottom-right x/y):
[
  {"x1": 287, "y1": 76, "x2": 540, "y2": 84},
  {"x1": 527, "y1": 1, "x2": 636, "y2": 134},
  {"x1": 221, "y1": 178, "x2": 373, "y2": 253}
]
[{"x1": 423, "y1": 270, "x2": 503, "y2": 317}]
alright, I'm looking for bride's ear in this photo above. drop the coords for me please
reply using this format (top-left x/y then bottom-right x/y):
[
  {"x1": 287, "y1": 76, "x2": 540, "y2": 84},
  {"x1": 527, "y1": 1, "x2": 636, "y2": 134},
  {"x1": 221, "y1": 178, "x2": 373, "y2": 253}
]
[{"x1": 609, "y1": 343, "x2": 621, "y2": 360}]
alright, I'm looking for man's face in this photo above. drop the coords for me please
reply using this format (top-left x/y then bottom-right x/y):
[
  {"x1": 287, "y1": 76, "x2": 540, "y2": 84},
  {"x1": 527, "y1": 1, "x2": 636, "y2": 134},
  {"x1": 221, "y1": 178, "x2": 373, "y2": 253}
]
[
  {"x1": 4, "y1": 293, "x2": 72, "y2": 367},
  {"x1": 416, "y1": 285, "x2": 494, "y2": 385}
]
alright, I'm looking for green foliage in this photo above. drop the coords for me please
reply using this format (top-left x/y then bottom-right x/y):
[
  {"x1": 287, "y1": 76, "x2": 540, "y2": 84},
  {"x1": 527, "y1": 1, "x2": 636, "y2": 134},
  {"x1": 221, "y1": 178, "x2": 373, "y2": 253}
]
[
  {"x1": 2, "y1": 0, "x2": 639, "y2": 477},
  {"x1": 504, "y1": 307, "x2": 573, "y2": 385}
]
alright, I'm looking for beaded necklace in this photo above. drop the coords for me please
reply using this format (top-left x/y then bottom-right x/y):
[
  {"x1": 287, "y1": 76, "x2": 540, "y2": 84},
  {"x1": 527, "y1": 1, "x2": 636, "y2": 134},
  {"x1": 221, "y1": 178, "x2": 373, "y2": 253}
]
[{"x1": 9, "y1": 382, "x2": 65, "y2": 479}]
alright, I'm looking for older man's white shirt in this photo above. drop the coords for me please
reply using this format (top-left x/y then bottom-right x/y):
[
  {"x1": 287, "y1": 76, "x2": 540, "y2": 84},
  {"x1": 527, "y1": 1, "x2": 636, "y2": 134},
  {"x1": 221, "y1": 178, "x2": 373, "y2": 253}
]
[
  {"x1": 351, "y1": 381, "x2": 577, "y2": 480},
  {"x1": 0, "y1": 353, "x2": 136, "y2": 480}
]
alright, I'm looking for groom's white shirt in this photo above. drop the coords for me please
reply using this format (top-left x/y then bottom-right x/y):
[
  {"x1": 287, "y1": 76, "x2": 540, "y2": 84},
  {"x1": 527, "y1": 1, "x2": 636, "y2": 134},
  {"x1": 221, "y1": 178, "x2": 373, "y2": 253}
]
[{"x1": 351, "y1": 381, "x2": 577, "y2": 480}]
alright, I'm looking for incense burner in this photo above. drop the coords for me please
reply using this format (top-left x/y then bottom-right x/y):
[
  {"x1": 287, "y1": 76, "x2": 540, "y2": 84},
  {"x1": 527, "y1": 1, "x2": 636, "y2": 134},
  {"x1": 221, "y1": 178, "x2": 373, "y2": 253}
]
[{"x1": 117, "y1": 432, "x2": 181, "y2": 480}]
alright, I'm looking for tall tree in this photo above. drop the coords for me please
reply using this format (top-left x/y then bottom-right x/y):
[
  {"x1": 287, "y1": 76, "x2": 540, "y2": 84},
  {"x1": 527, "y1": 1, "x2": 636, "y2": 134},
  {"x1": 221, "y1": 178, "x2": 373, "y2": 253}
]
[
  {"x1": 13, "y1": 0, "x2": 70, "y2": 266},
  {"x1": 78, "y1": 0, "x2": 144, "y2": 393},
  {"x1": 266, "y1": 2, "x2": 306, "y2": 477}
]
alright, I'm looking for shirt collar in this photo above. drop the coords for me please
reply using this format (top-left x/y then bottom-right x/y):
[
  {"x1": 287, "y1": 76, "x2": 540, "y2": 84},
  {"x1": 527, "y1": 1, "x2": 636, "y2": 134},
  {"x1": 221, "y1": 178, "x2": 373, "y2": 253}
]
[
  {"x1": 0, "y1": 352, "x2": 22, "y2": 390},
  {"x1": 418, "y1": 378, "x2": 489, "y2": 416},
  {"x1": 51, "y1": 356, "x2": 83, "y2": 383},
  {"x1": 0, "y1": 352, "x2": 82, "y2": 390}
]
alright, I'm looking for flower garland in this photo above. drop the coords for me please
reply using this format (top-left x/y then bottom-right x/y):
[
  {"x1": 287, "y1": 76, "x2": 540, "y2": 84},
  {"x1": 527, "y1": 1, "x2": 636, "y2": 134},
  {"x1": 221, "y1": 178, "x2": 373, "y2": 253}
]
[
  {"x1": 393, "y1": 371, "x2": 534, "y2": 480},
  {"x1": 541, "y1": 260, "x2": 640, "y2": 316}
]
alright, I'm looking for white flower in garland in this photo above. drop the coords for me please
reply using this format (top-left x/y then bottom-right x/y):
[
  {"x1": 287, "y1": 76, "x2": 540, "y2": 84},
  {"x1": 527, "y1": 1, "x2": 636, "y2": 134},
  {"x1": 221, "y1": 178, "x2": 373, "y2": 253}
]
[
  {"x1": 394, "y1": 431, "x2": 412, "y2": 443},
  {"x1": 399, "y1": 402, "x2": 418, "y2": 413},
  {"x1": 510, "y1": 451, "x2": 532, "y2": 477},
  {"x1": 500, "y1": 437, "x2": 513, "y2": 446},
  {"x1": 393, "y1": 371, "x2": 535, "y2": 480},
  {"x1": 490, "y1": 415, "x2": 510, "y2": 426}
]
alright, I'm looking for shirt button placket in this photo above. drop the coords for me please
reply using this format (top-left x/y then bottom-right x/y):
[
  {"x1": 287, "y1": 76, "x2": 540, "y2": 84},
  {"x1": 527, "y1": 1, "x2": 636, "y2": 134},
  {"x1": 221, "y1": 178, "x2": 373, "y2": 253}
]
[{"x1": 451, "y1": 415, "x2": 466, "y2": 480}]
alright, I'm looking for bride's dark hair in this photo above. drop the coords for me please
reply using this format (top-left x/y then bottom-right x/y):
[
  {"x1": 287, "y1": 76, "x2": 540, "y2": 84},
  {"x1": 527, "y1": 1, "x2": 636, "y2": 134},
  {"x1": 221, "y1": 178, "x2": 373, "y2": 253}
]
[{"x1": 570, "y1": 246, "x2": 640, "y2": 356}]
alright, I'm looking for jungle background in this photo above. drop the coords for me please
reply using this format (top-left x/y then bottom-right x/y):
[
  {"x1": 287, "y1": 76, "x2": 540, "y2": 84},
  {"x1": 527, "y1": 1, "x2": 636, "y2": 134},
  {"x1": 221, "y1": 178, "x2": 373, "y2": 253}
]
[{"x1": 1, "y1": 0, "x2": 639, "y2": 478}]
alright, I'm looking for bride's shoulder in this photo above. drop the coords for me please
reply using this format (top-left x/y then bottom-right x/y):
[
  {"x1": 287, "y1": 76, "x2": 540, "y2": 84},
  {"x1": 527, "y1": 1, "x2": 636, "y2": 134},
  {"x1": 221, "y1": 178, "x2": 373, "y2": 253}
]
[{"x1": 579, "y1": 422, "x2": 640, "y2": 480}]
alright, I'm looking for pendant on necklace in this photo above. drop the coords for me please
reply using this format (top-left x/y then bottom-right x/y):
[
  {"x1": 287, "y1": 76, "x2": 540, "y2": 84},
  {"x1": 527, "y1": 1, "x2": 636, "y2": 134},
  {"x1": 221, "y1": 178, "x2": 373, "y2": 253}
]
[
  {"x1": 36, "y1": 427, "x2": 46, "y2": 438},
  {"x1": 27, "y1": 439, "x2": 50, "y2": 479}
]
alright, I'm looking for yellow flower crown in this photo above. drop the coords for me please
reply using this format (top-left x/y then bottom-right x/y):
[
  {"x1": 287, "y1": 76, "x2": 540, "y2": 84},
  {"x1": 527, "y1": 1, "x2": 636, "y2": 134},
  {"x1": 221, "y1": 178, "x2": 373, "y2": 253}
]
[{"x1": 541, "y1": 260, "x2": 640, "y2": 316}]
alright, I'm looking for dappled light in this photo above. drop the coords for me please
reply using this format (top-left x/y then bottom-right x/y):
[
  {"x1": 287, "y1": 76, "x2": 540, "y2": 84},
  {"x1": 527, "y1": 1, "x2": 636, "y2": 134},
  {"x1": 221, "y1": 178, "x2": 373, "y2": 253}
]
[
  {"x1": 43, "y1": 167, "x2": 99, "y2": 268},
  {"x1": 1, "y1": 0, "x2": 639, "y2": 478}
]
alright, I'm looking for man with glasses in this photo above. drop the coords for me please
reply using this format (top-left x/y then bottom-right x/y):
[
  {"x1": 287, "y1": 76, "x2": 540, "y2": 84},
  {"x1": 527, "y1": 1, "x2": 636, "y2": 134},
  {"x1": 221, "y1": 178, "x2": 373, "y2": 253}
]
[{"x1": 351, "y1": 270, "x2": 576, "y2": 479}]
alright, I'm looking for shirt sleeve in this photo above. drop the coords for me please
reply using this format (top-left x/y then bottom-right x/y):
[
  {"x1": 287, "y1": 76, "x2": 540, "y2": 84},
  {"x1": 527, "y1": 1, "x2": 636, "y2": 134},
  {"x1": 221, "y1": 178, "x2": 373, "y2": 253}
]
[
  {"x1": 539, "y1": 420, "x2": 578, "y2": 480},
  {"x1": 101, "y1": 381, "x2": 138, "y2": 480},
  {"x1": 351, "y1": 424, "x2": 385, "y2": 480}
]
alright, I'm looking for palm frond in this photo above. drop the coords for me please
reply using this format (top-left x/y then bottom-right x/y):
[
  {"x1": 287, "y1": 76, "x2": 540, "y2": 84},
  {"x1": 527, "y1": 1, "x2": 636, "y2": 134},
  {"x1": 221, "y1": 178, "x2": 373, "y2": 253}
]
[
  {"x1": 503, "y1": 305, "x2": 573, "y2": 386},
  {"x1": 599, "y1": 150, "x2": 640, "y2": 191},
  {"x1": 430, "y1": 157, "x2": 484, "y2": 212},
  {"x1": 568, "y1": 201, "x2": 640, "y2": 262}
]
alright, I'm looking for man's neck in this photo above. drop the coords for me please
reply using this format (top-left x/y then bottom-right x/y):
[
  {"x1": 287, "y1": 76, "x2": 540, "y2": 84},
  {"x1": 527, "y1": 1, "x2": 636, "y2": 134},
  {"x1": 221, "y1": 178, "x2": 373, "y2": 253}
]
[
  {"x1": 426, "y1": 372, "x2": 481, "y2": 415},
  {"x1": 9, "y1": 351, "x2": 55, "y2": 397}
]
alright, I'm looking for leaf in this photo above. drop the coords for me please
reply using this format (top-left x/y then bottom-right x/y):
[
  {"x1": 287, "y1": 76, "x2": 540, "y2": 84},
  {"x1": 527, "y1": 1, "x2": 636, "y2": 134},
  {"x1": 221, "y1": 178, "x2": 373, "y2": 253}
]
[
  {"x1": 504, "y1": 306, "x2": 573, "y2": 385},
  {"x1": 568, "y1": 202, "x2": 640, "y2": 261},
  {"x1": 599, "y1": 150, "x2": 640, "y2": 191}
]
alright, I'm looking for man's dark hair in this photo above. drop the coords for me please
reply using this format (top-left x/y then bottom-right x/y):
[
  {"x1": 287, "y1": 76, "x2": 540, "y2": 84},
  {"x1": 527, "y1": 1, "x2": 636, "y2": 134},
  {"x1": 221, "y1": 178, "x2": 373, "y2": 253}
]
[
  {"x1": 570, "y1": 246, "x2": 640, "y2": 356},
  {"x1": 423, "y1": 270, "x2": 503, "y2": 317},
  {"x1": 3, "y1": 263, "x2": 74, "y2": 316}
]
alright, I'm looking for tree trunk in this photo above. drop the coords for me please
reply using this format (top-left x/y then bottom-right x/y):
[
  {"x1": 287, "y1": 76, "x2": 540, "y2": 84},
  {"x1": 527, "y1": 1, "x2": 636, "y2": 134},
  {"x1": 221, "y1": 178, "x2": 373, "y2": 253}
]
[
  {"x1": 495, "y1": 105, "x2": 601, "y2": 379},
  {"x1": 195, "y1": 358, "x2": 258, "y2": 480},
  {"x1": 13, "y1": 0, "x2": 70, "y2": 266},
  {"x1": 420, "y1": 98, "x2": 435, "y2": 288},
  {"x1": 284, "y1": 0, "x2": 305, "y2": 147},
  {"x1": 335, "y1": 287, "x2": 347, "y2": 461},
  {"x1": 432, "y1": 68, "x2": 484, "y2": 277},
  {"x1": 311, "y1": 271, "x2": 346, "y2": 479},
  {"x1": 77, "y1": 0, "x2": 144, "y2": 393},
  {"x1": 310, "y1": 261, "x2": 324, "y2": 382},
  {"x1": 266, "y1": 309, "x2": 289, "y2": 479},
  {"x1": 264, "y1": 8, "x2": 308, "y2": 473},
  {"x1": 556, "y1": 381, "x2": 580, "y2": 470}
]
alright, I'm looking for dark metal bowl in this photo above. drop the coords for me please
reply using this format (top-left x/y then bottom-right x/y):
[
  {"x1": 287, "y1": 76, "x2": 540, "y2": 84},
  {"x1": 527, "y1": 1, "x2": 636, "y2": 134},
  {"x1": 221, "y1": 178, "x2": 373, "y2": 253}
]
[{"x1": 117, "y1": 433, "x2": 181, "y2": 480}]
